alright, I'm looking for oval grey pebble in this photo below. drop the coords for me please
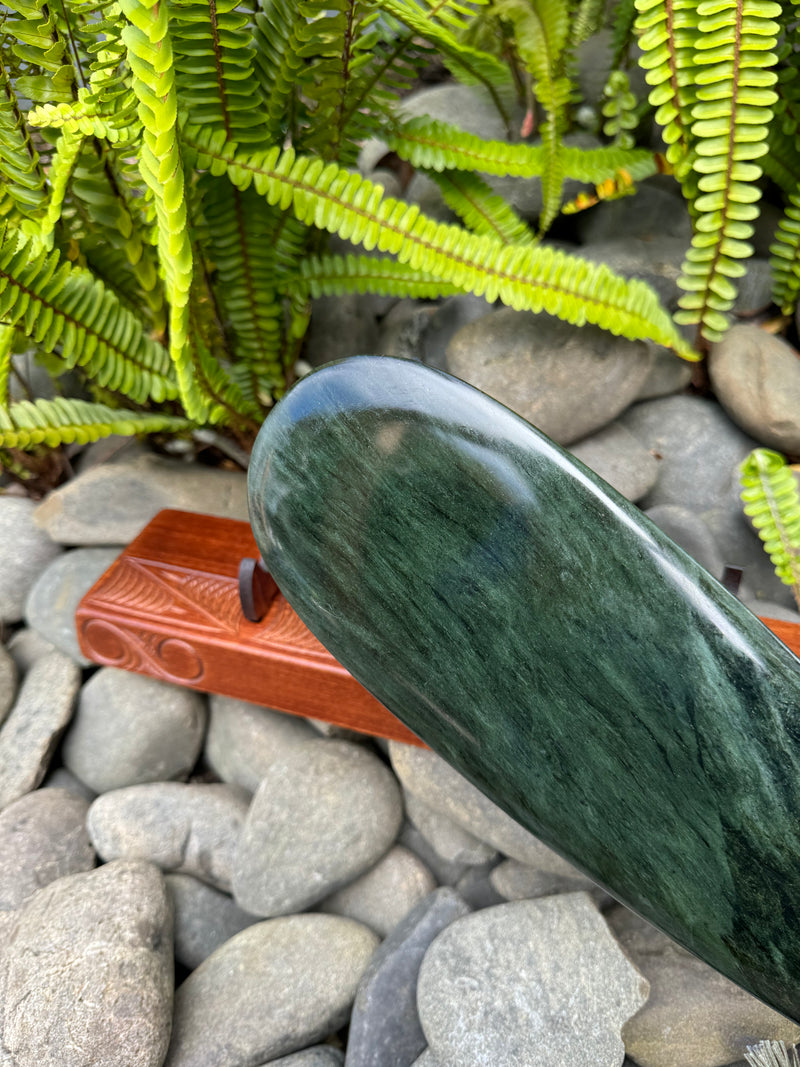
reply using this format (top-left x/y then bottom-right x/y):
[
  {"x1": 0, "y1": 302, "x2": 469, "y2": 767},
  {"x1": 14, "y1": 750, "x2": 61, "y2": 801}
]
[
  {"x1": 320, "y1": 845, "x2": 436, "y2": 938},
  {"x1": 2, "y1": 859, "x2": 173, "y2": 1067},
  {"x1": 268, "y1": 1050, "x2": 344, "y2": 1066},
  {"x1": 166, "y1": 872, "x2": 257, "y2": 970},
  {"x1": 0, "y1": 642, "x2": 18, "y2": 724},
  {"x1": 63, "y1": 667, "x2": 207, "y2": 792},
  {"x1": 233, "y1": 739, "x2": 403, "y2": 917},
  {"x1": 205, "y1": 694, "x2": 316, "y2": 793},
  {"x1": 164, "y1": 914, "x2": 379, "y2": 1067},
  {"x1": 24, "y1": 547, "x2": 121, "y2": 664},
  {"x1": 0, "y1": 497, "x2": 62, "y2": 625},
  {"x1": 87, "y1": 782, "x2": 248, "y2": 891},
  {"x1": 0, "y1": 787, "x2": 95, "y2": 911}
]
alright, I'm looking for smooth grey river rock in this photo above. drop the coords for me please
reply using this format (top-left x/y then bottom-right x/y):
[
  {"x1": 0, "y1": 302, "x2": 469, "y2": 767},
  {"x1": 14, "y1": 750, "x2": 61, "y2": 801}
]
[
  {"x1": 0, "y1": 788, "x2": 94, "y2": 911},
  {"x1": 87, "y1": 782, "x2": 248, "y2": 892},
  {"x1": 1, "y1": 860, "x2": 173, "y2": 1067},
  {"x1": 403, "y1": 790, "x2": 498, "y2": 867},
  {"x1": 32, "y1": 451, "x2": 249, "y2": 545},
  {"x1": 0, "y1": 643, "x2": 17, "y2": 724},
  {"x1": 62, "y1": 667, "x2": 207, "y2": 792},
  {"x1": 166, "y1": 873, "x2": 257, "y2": 970},
  {"x1": 5, "y1": 627, "x2": 56, "y2": 674},
  {"x1": 0, "y1": 651, "x2": 80, "y2": 811},
  {"x1": 24, "y1": 547, "x2": 121, "y2": 664},
  {"x1": 205, "y1": 694, "x2": 316, "y2": 794},
  {"x1": 709, "y1": 325, "x2": 800, "y2": 454},
  {"x1": 569, "y1": 421, "x2": 659, "y2": 503},
  {"x1": 0, "y1": 496, "x2": 62, "y2": 624},
  {"x1": 345, "y1": 887, "x2": 471, "y2": 1067},
  {"x1": 446, "y1": 308, "x2": 654, "y2": 445},
  {"x1": 416, "y1": 894, "x2": 649, "y2": 1067},
  {"x1": 270, "y1": 1051, "x2": 345, "y2": 1066},
  {"x1": 608, "y1": 906, "x2": 800, "y2": 1067},
  {"x1": 233, "y1": 739, "x2": 403, "y2": 917},
  {"x1": 389, "y1": 743, "x2": 546, "y2": 865},
  {"x1": 164, "y1": 915, "x2": 379, "y2": 1067},
  {"x1": 489, "y1": 854, "x2": 610, "y2": 907},
  {"x1": 320, "y1": 845, "x2": 436, "y2": 937}
]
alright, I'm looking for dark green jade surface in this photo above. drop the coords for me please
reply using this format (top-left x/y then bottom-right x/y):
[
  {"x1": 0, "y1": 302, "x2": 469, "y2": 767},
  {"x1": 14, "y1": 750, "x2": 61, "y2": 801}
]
[{"x1": 248, "y1": 355, "x2": 800, "y2": 1021}]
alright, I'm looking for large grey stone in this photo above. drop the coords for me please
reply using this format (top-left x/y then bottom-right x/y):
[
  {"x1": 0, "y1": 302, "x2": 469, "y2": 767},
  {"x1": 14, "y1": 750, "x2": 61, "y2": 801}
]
[
  {"x1": 87, "y1": 782, "x2": 249, "y2": 892},
  {"x1": 635, "y1": 346, "x2": 694, "y2": 401},
  {"x1": 621, "y1": 395, "x2": 790, "y2": 604},
  {"x1": 608, "y1": 905, "x2": 800, "y2": 1067},
  {"x1": 320, "y1": 845, "x2": 436, "y2": 937},
  {"x1": 0, "y1": 497, "x2": 62, "y2": 624},
  {"x1": 1, "y1": 860, "x2": 173, "y2": 1067},
  {"x1": 0, "y1": 651, "x2": 80, "y2": 811},
  {"x1": 164, "y1": 914, "x2": 379, "y2": 1067},
  {"x1": 0, "y1": 643, "x2": 17, "y2": 724},
  {"x1": 417, "y1": 894, "x2": 648, "y2": 1067},
  {"x1": 389, "y1": 742, "x2": 547, "y2": 865},
  {"x1": 166, "y1": 873, "x2": 257, "y2": 970},
  {"x1": 0, "y1": 788, "x2": 94, "y2": 911},
  {"x1": 446, "y1": 309, "x2": 654, "y2": 445},
  {"x1": 41, "y1": 765, "x2": 97, "y2": 801},
  {"x1": 25, "y1": 547, "x2": 121, "y2": 664},
  {"x1": 403, "y1": 790, "x2": 498, "y2": 867},
  {"x1": 62, "y1": 667, "x2": 207, "y2": 793},
  {"x1": 205, "y1": 694, "x2": 316, "y2": 794},
  {"x1": 345, "y1": 887, "x2": 470, "y2": 1067},
  {"x1": 570, "y1": 421, "x2": 659, "y2": 503},
  {"x1": 270, "y1": 1051, "x2": 345, "y2": 1066},
  {"x1": 575, "y1": 178, "x2": 692, "y2": 245},
  {"x1": 709, "y1": 325, "x2": 800, "y2": 453},
  {"x1": 233, "y1": 739, "x2": 403, "y2": 917},
  {"x1": 33, "y1": 451, "x2": 248, "y2": 545}
]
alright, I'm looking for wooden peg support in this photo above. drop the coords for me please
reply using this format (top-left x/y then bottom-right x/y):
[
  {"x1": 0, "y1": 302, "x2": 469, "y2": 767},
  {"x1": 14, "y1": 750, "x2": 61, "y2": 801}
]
[{"x1": 75, "y1": 509, "x2": 425, "y2": 746}]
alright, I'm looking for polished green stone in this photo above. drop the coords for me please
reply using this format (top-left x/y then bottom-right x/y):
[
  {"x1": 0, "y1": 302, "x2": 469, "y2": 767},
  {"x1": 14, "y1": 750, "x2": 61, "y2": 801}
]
[{"x1": 248, "y1": 355, "x2": 800, "y2": 1022}]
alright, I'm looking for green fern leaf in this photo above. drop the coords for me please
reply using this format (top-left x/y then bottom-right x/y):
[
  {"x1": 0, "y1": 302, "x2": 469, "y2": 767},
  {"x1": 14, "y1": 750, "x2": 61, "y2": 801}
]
[
  {"x1": 770, "y1": 191, "x2": 800, "y2": 314},
  {"x1": 0, "y1": 323, "x2": 15, "y2": 409},
  {"x1": 39, "y1": 128, "x2": 84, "y2": 247},
  {"x1": 0, "y1": 396, "x2": 191, "y2": 450},
  {"x1": 252, "y1": 0, "x2": 307, "y2": 146},
  {"x1": 387, "y1": 116, "x2": 661, "y2": 183},
  {"x1": 425, "y1": 169, "x2": 536, "y2": 245},
  {"x1": 740, "y1": 448, "x2": 800, "y2": 605},
  {"x1": 0, "y1": 221, "x2": 176, "y2": 404},
  {"x1": 672, "y1": 0, "x2": 780, "y2": 343},
  {"x1": 297, "y1": 253, "x2": 462, "y2": 299},
  {"x1": 0, "y1": 60, "x2": 48, "y2": 219},
  {"x1": 119, "y1": 0, "x2": 205, "y2": 420},
  {"x1": 27, "y1": 100, "x2": 136, "y2": 143},
  {"x1": 3, "y1": 0, "x2": 77, "y2": 103},
  {"x1": 183, "y1": 126, "x2": 698, "y2": 360}
]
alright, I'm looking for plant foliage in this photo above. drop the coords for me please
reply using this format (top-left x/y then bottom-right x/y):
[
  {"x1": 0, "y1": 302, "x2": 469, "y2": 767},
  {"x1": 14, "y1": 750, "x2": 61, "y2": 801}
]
[
  {"x1": 3, "y1": 0, "x2": 800, "y2": 458},
  {"x1": 740, "y1": 448, "x2": 800, "y2": 608}
]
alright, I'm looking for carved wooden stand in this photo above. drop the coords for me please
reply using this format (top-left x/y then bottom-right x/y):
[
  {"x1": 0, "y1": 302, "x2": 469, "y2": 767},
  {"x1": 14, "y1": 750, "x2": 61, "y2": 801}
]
[
  {"x1": 76, "y1": 508, "x2": 800, "y2": 745},
  {"x1": 75, "y1": 509, "x2": 425, "y2": 746}
]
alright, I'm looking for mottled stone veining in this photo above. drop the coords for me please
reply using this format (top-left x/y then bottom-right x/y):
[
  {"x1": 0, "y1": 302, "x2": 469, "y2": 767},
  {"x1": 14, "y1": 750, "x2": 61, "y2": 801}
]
[{"x1": 248, "y1": 356, "x2": 800, "y2": 1022}]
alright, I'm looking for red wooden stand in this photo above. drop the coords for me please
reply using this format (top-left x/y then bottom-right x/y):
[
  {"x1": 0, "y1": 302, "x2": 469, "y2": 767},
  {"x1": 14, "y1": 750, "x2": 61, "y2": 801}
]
[
  {"x1": 76, "y1": 509, "x2": 425, "y2": 746},
  {"x1": 76, "y1": 509, "x2": 800, "y2": 744}
]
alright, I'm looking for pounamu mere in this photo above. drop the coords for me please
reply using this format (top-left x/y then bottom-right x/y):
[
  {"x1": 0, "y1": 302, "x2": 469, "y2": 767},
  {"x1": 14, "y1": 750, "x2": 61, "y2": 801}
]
[{"x1": 248, "y1": 355, "x2": 800, "y2": 1023}]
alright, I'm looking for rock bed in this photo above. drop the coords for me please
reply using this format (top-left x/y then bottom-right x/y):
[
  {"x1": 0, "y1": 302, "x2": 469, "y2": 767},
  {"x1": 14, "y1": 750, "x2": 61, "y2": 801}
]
[{"x1": 4, "y1": 79, "x2": 800, "y2": 1067}]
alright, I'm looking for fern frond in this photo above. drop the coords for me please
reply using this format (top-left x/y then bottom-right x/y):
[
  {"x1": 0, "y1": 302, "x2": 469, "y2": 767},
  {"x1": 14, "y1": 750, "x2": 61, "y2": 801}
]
[
  {"x1": 170, "y1": 0, "x2": 268, "y2": 148},
  {"x1": 0, "y1": 58, "x2": 48, "y2": 218},
  {"x1": 602, "y1": 70, "x2": 639, "y2": 148},
  {"x1": 493, "y1": 0, "x2": 571, "y2": 232},
  {"x1": 762, "y1": 125, "x2": 800, "y2": 194},
  {"x1": 0, "y1": 221, "x2": 176, "y2": 403},
  {"x1": 40, "y1": 129, "x2": 84, "y2": 247},
  {"x1": 387, "y1": 116, "x2": 661, "y2": 183},
  {"x1": 2, "y1": 0, "x2": 77, "y2": 103},
  {"x1": 0, "y1": 322, "x2": 15, "y2": 409},
  {"x1": 379, "y1": 0, "x2": 514, "y2": 131},
  {"x1": 0, "y1": 396, "x2": 190, "y2": 450},
  {"x1": 673, "y1": 0, "x2": 780, "y2": 343},
  {"x1": 119, "y1": 0, "x2": 204, "y2": 419},
  {"x1": 740, "y1": 448, "x2": 800, "y2": 607},
  {"x1": 573, "y1": 0, "x2": 607, "y2": 46},
  {"x1": 611, "y1": 0, "x2": 639, "y2": 68},
  {"x1": 770, "y1": 191, "x2": 800, "y2": 314},
  {"x1": 27, "y1": 100, "x2": 135, "y2": 144},
  {"x1": 297, "y1": 253, "x2": 462, "y2": 299},
  {"x1": 182, "y1": 126, "x2": 698, "y2": 360},
  {"x1": 252, "y1": 0, "x2": 306, "y2": 146},
  {"x1": 426, "y1": 169, "x2": 536, "y2": 245}
]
